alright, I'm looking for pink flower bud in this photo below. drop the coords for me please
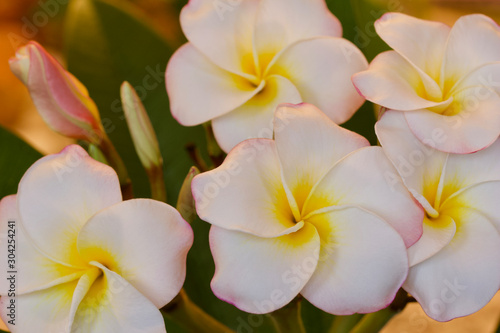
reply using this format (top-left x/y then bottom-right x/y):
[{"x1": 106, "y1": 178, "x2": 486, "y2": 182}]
[{"x1": 9, "y1": 41, "x2": 103, "y2": 142}]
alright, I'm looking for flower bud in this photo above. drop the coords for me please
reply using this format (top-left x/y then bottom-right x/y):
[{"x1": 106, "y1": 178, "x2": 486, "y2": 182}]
[
  {"x1": 120, "y1": 81, "x2": 162, "y2": 170},
  {"x1": 177, "y1": 166, "x2": 200, "y2": 224},
  {"x1": 88, "y1": 143, "x2": 108, "y2": 165},
  {"x1": 9, "y1": 41, "x2": 103, "y2": 142}
]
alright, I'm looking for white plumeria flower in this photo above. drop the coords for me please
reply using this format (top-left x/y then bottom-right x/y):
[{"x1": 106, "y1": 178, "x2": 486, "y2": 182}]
[
  {"x1": 353, "y1": 13, "x2": 500, "y2": 154},
  {"x1": 191, "y1": 103, "x2": 423, "y2": 314},
  {"x1": 376, "y1": 110, "x2": 500, "y2": 321},
  {"x1": 166, "y1": 0, "x2": 368, "y2": 153},
  {"x1": 0, "y1": 145, "x2": 193, "y2": 333}
]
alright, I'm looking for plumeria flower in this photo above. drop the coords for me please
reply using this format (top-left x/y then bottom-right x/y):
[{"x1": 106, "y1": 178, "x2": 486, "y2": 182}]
[
  {"x1": 376, "y1": 110, "x2": 500, "y2": 321},
  {"x1": 9, "y1": 41, "x2": 104, "y2": 143},
  {"x1": 191, "y1": 103, "x2": 423, "y2": 314},
  {"x1": 0, "y1": 145, "x2": 193, "y2": 332},
  {"x1": 353, "y1": 13, "x2": 500, "y2": 154},
  {"x1": 166, "y1": 0, "x2": 368, "y2": 153}
]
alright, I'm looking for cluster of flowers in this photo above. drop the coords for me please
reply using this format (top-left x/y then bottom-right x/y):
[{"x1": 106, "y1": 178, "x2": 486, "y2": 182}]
[{"x1": 2, "y1": 0, "x2": 500, "y2": 332}]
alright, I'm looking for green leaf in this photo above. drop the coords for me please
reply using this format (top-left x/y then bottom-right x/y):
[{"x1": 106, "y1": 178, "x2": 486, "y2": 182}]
[
  {"x1": 0, "y1": 127, "x2": 42, "y2": 198},
  {"x1": 328, "y1": 0, "x2": 390, "y2": 62},
  {"x1": 302, "y1": 300, "x2": 335, "y2": 332},
  {"x1": 65, "y1": 0, "x2": 207, "y2": 204},
  {"x1": 349, "y1": 0, "x2": 391, "y2": 62}
]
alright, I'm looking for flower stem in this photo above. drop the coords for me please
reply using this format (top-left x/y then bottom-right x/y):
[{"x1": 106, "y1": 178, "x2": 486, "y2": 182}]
[
  {"x1": 161, "y1": 289, "x2": 234, "y2": 333},
  {"x1": 176, "y1": 167, "x2": 200, "y2": 223},
  {"x1": 268, "y1": 299, "x2": 306, "y2": 333},
  {"x1": 328, "y1": 314, "x2": 364, "y2": 333},
  {"x1": 146, "y1": 164, "x2": 167, "y2": 202},
  {"x1": 203, "y1": 122, "x2": 225, "y2": 168},
  {"x1": 98, "y1": 134, "x2": 133, "y2": 200},
  {"x1": 186, "y1": 143, "x2": 209, "y2": 172}
]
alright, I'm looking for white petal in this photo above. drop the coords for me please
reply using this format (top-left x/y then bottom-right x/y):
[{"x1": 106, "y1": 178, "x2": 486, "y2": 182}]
[
  {"x1": 274, "y1": 103, "x2": 369, "y2": 212},
  {"x1": 441, "y1": 181, "x2": 500, "y2": 233},
  {"x1": 269, "y1": 37, "x2": 368, "y2": 123},
  {"x1": 440, "y1": 139, "x2": 500, "y2": 202},
  {"x1": 210, "y1": 223, "x2": 320, "y2": 314},
  {"x1": 68, "y1": 267, "x2": 102, "y2": 330},
  {"x1": 303, "y1": 146, "x2": 424, "y2": 247},
  {"x1": 254, "y1": 0, "x2": 341, "y2": 71},
  {"x1": 0, "y1": 279, "x2": 78, "y2": 333},
  {"x1": 166, "y1": 43, "x2": 262, "y2": 126},
  {"x1": 180, "y1": 0, "x2": 258, "y2": 76},
  {"x1": 407, "y1": 215, "x2": 456, "y2": 266},
  {"x1": 443, "y1": 14, "x2": 500, "y2": 86},
  {"x1": 301, "y1": 207, "x2": 408, "y2": 315},
  {"x1": 77, "y1": 199, "x2": 193, "y2": 308},
  {"x1": 405, "y1": 86, "x2": 500, "y2": 154},
  {"x1": 212, "y1": 75, "x2": 302, "y2": 153},
  {"x1": 450, "y1": 61, "x2": 500, "y2": 96},
  {"x1": 0, "y1": 195, "x2": 84, "y2": 295},
  {"x1": 404, "y1": 208, "x2": 500, "y2": 322},
  {"x1": 375, "y1": 12, "x2": 450, "y2": 80},
  {"x1": 375, "y1": 110, "x2": 448, "y2": 208},
  {"x1": 17, "y1": 145, "x2": 122, "y2": 267},
  {"x1": 71, "y1": 264, "x2": 166, "y2": 333},
  {"x1": 192, "y1": 139, "x2": 298, "y2": 237},
  {"x1": 352, "y1": 51, "x2": 451, "y2": 111}
]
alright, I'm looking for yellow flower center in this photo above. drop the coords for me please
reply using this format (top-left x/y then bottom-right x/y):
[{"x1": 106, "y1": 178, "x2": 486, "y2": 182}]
[
  {"x1": 240, "y1": 49, "x2": 288, "y2": 99},
  {"x1": 421, "y1": 165, "x2": 462, "y2": 228},
  {"x1": 417, "y1": 68, "x2": 487, "y2": 117}
]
